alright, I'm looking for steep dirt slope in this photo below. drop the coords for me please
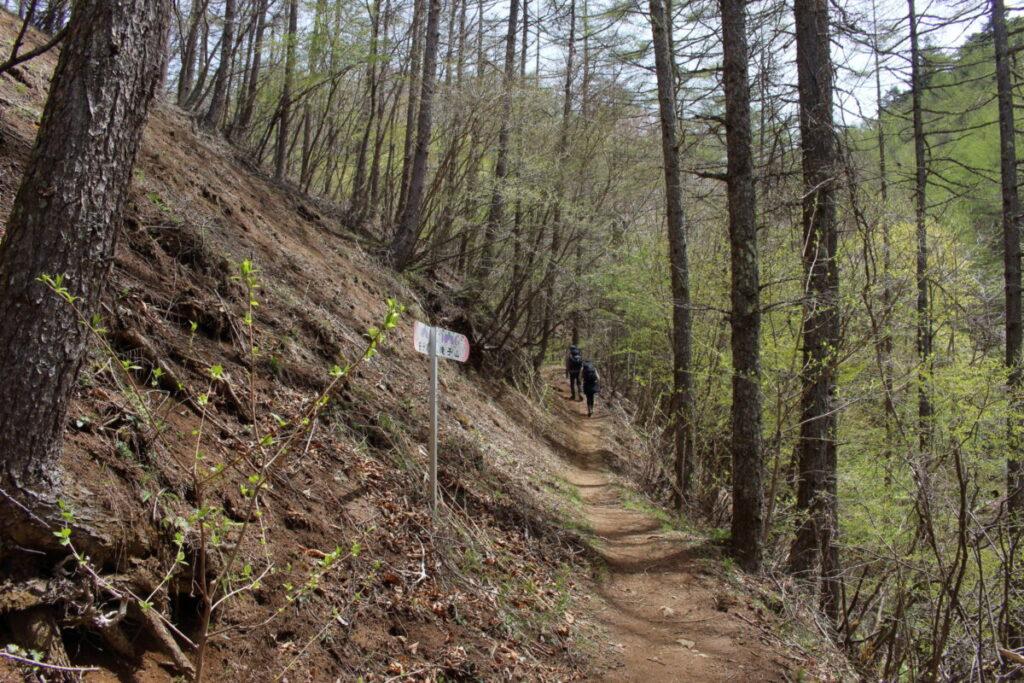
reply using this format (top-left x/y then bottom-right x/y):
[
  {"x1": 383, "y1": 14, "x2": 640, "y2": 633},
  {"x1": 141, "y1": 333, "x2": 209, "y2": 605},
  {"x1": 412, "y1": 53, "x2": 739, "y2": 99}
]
[{"x1": 0, "y1": 14, "x2": 595, "y2": 681}]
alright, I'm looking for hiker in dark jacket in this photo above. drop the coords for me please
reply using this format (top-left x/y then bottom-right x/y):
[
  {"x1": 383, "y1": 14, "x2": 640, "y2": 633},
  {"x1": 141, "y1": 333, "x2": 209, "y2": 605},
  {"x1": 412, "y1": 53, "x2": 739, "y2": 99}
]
[
  {"x1": 565, "y1": 345, "x2": 583, "y2": 400},
  {"x1": 581, "y1": 360, "x2": 600, "y2": 417}
]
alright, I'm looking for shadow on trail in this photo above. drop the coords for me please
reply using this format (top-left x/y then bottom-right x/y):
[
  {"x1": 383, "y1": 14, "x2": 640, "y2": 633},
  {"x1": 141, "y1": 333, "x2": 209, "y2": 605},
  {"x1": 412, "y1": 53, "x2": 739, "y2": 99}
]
[
  {"x1": 543, "y1": 433, "x2": 621, "y2": 472},
  {"x1": 591, "y1": 519, "x2": 665, "y2": 539},
  {"x1": 597, "y1": 542, "x2": 720, "y2": 575}
]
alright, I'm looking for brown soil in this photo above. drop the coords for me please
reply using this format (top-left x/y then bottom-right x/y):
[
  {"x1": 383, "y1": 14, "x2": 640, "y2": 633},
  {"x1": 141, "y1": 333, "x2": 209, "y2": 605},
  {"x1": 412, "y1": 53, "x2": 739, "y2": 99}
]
[
  {"x1": 0, "y1": 14, "x2": 595, "y2": 680},
  {"x1": 543, "y1": 368, "x2": 797, "y2": 682}
]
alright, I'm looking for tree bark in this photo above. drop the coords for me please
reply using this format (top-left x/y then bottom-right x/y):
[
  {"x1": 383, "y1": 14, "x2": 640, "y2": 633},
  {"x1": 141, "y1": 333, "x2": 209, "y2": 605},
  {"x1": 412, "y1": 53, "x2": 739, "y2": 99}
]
[
  {"x1": 720, "y1": 0, "x2": 763, "y2": 572},
  {"x1": 909, "y1": 0, "x2": 932, "y2": 457},
  {"x1": 201, "y1": 0, "x2": 235, "y2": 130},
  {"x1": 789, "y1": 0, "x2": 842, "y2": 624},
  {"x1": 350, "y1": 0, "x2": 383, "y2": 221},
  {"x1": 231, "y1": 0, "x2": 269, "y2": 140},
  {"x1": 176, "y1": 0, "x2": 208, "y2": 107},
  {"x1": 388, "y1": 0, "x2": 442, "y2": 269},
  {"x1": 478, "y1": 0, "x2": 520, "y2": 281},
  {"x1": 0, "y1": 0, "x2": 171, "y2": 550},
  {"x1": 992, "y1": 0, "x2": 1024, "y2": 651},
  {"x1": 648, "y1": 0, "x2": 695, "y2": 508},
  {"x1": 870, "y1": 0, "x2": 896, "y2": 470},
  {"x1": 395, "y1": 0, "x2": 425, "y2": 223},
  {"x1": 531, "y1": 0, "x2": 576, "y2": 374},
  {"x1": 274, "y1": 0, "x2": 298, "y2": 182}
]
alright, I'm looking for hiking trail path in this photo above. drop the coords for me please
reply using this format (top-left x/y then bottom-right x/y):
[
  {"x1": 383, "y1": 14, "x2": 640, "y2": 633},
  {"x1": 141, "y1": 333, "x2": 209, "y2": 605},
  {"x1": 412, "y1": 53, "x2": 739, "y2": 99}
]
[{"x1": 544, "y1": 368, "x2": 794, "y2": 682}]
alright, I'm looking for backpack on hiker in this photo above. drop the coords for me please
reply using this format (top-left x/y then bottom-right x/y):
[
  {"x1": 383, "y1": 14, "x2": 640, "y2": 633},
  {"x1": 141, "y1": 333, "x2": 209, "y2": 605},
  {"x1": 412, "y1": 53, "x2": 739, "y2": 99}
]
[
  {"x1": 568, "y1": 347, "x2": 583, "y2": 373},
  {"x1": 582, "y1": 360, "x2": 599, "y2": 391}
]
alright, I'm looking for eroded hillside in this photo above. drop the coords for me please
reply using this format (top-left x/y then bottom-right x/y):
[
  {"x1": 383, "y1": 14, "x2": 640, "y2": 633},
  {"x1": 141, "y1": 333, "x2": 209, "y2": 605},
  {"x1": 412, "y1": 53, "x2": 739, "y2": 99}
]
[{"x1": 0, "y1": 13, "x2": 607, "y2": 680}]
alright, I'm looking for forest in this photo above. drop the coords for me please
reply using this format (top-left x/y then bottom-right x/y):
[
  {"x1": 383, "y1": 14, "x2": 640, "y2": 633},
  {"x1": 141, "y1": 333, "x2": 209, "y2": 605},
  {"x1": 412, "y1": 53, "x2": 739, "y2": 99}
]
[{"x1": 0, "y1": 0, "x2": 1022, "y2": 680}]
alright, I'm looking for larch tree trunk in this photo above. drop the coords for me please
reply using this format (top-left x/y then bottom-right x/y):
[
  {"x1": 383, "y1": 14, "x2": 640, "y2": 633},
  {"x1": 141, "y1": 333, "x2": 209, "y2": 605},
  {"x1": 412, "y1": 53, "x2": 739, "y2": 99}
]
[
  {"x1": 505, "y1": 0, "x2": 529, "y2": 322},
  {"x1": 909, "y1": 0, "x2": 932, "y2": 456},
  {"x1": 870, "y1": 0, "x2": 896, "y2": 466},
  {"x1": 395, "y1": 0, "x2": 425, "y2": 224},
  {"x1": 720, "y1": 0, "x2": 763, "y2": 572},
  {"x1": 520, "y1": 0, "x2": 529, "y2": 77},
  {"x1": 992, "y1": 0, "x2": 1024, "y2": 651},
  {"x1": 274, "y1": 0, "x2": 298, "y2": 182},
  {"x1": 231, "y1": 0, "x2": 268, "y2": 140},
  {"x1": 176, "y1": 0, "x2": 206, "y2": 106},
  {"x1": 478, "y1": 0, "x2": 519, "y2": 282},
  {"x1": 388, "y1": 0, "x2": 441, "y2": 270},
  {"x1": 368, "y1": 0, "x2": 396, "y2": 218},
  {"x1": 789, "y1": 0, "x2": 842, "y2": 624},
  {"x1": 532, "y1": 0, "x2": 575, "y2": 373},
  {"x1": 350, "y1": 0, "x2": 383, "y2": 221},
  {"x1": 0, "y1": 0, "x2": 172, "y2": 551},
  {"x1": 648, "y1": 0, "x2": 695, "y2": 508},
  {"x1": 906, "y1": 0, "x2": 937, "y2": 554},
  {"x1": 201, "y1": 0, "x2": 235, "y2": 130},
  {"x1": 456, "y1": 0, "x2": 467, "y2": 85},
  {"x1": 570, "y1": 0, "x2": 591, "y2": 347},
  {"x1": 181, "y1": 14, "x2": 212, "y2": 111}
]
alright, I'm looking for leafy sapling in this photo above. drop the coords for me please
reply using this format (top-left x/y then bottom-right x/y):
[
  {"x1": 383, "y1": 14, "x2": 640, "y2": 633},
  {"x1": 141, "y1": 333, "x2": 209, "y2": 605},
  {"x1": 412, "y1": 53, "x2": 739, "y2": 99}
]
[{"x1": 39, "y1": 266, "x2": 406, "y2": 680}]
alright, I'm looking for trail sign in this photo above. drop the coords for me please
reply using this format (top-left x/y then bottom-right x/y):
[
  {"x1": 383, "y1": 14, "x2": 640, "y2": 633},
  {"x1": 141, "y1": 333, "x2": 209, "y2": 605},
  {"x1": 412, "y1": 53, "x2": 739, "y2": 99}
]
[
  {"x1": 413, "y1": 321, "x2": 470, "y2": 362},
  {"x1": 412, "y1": 321, "x2": 471, "y2": 514}
]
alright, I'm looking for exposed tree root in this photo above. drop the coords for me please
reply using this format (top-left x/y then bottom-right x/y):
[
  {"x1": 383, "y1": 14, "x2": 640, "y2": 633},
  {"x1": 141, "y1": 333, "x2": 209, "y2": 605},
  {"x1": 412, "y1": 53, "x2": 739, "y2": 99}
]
[
  {"x1": 8, "y1": 606, "x2": 77, "y2": 682},
  {"x1": 2, "y1": 567, "x2": 195, "y2": 678},
  {"x1": 130, "y1": 600, "x2": 195, "y2": 675}
]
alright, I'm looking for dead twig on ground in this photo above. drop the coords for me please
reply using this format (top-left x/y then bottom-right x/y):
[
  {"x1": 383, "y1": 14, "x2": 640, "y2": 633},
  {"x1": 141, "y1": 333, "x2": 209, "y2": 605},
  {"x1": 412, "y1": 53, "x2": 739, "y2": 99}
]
[{"x1": 0, "y1": 650, "x2": 99, "y2": 673}]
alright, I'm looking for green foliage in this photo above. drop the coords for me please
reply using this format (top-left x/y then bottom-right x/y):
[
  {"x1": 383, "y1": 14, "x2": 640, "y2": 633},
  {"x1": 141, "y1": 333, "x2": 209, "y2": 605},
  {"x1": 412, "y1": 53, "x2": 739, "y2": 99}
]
[
  {"x1": 39, "y1": 261, "x2": 405, "y2": 679},
  {"x1": 146, "y1": 190, "x2": 181, "y2": 222},
  {"x1": 37, "y1": 273, "x2": 78, "y2": 304},
  {"x1": 856, "y1": 18, "x2": 1024, "y2": 244}
]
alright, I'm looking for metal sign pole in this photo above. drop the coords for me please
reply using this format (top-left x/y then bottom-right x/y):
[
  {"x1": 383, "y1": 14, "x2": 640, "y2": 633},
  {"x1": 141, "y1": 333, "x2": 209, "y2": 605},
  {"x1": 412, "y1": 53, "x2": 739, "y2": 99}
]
[
  {"x1": 413, "y1": 319, "x2": 468, "y2": 516},
  {"x1": 428, "y1": 325, "x2": 438, "y2": 513}
]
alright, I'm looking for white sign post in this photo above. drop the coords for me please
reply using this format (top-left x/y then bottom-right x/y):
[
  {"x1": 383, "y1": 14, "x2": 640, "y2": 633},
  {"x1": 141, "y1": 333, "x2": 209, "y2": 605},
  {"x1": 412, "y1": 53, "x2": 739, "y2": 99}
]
[{"x1": 412, "y1": 321, "x2": 470, "y2": 512}]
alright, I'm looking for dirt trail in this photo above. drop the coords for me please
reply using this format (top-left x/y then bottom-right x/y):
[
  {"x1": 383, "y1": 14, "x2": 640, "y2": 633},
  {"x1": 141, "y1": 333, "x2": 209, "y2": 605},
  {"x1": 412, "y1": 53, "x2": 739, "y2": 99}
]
[{"x1": 545, "y1": 369, "x2": 792, "y2": 682}]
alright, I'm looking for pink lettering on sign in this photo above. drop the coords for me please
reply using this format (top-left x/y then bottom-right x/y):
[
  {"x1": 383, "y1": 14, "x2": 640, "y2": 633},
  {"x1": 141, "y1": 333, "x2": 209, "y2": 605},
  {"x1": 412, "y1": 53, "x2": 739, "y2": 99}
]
[{"x1": 412, "y1": 321, "x2": 470, "y2": 363}]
